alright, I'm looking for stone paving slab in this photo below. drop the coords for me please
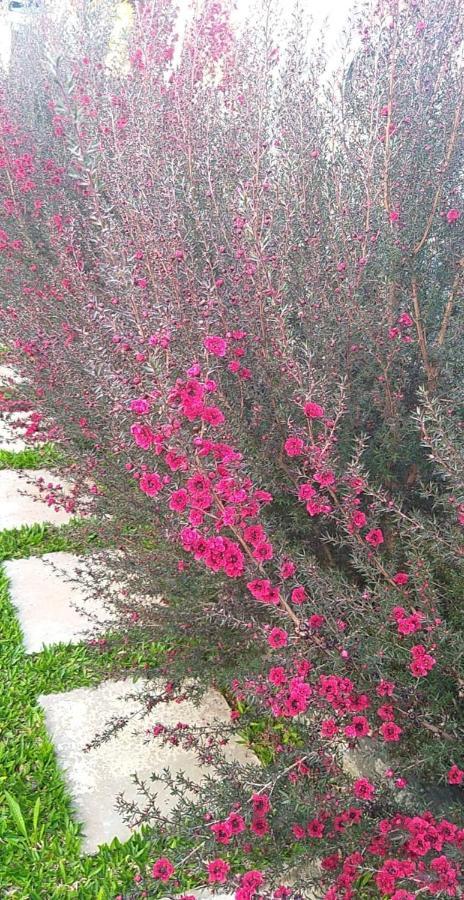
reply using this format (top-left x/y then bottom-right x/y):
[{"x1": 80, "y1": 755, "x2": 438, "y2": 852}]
[
  {"x1": 4, "y1": 552, "x2": 115, "y2": 653},
  {"x1": 0, "y1": 364, "x2": 24, "y2": 385},
  {"x1": 160, "y1": 895, "x2": 234, "y2": 900},
  {"x1": 0, "y1": 469, "x2": 74, "y2": 530},
  {"x1": 0, "y1": 412, "x2": 28, "y2": 451},
  {"x1": 39, "y1": 678, "x2": 256, "y2": 854},
  {"x1": 161, "y1": 894, "x2": 233, "y2": 900}
]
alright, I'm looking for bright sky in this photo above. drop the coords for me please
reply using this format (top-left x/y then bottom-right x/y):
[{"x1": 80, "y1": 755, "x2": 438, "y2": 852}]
[{"x1": 0, "y1": 0, "x2": 355, "y2": 71}]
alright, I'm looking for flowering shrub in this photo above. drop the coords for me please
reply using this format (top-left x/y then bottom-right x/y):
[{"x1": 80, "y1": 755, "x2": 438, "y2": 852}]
[{"x1": 0, "y1": 0, "x2": 463, "y2": 896}]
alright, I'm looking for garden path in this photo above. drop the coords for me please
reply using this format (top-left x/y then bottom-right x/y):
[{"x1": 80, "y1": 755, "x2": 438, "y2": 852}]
[{"x1": 0, "y1": 368, "x2": 240, "y2": 896}]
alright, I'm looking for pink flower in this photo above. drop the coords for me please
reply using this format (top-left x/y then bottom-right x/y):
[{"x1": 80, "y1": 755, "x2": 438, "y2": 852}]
[
  {"x1": 130, "y1": 397, "x2": 150, "y2": 414},
  {"x1": 252, "y1": 540, "x2": 273, "y2": 562},
  {"x1": 377, "y1": 704, "x2": 394, "y2": 721},
  {"x1": 284, "y1": 436, "x2": 305, "y2": 456},
  {"x1": 307, "y1": 818, "x2": 325, "y2": 838},
  {"x1": 308, "y1": 614, "x2": 325, "y2": 629},
  {"x1": 268, "y1": 666, "x2": 286, "y2": 685},
  {"x1": 252, "y1": 793, "x2": 270, "y2": 815},
  {"x1": 292, "y1": 823, "x2": 306, "y2": 840},
  {"x1": 280, "y1": 560, "x2": 296, "y2": 579},
  {"x1": 223, "y1": 542, "x2": 245, "y2": 578},
  {"x1": 298, "y1": 482, "x2": 317, "y2": 501},
  {"x1": 168, "y1": 489, "x2": 188, "y2": 512},
  {"x1": 448, "y1": 764, "x2": 464, "y2": 785},
  {"x1": 131, "y1": 422, "x2": 154, "y2": 449},
  {"x1": 250, "y1": 816, "x2": 269, "y2": 836},
  {"x1": 204, "y1": 335, "x2": 228, "y2": 356},
  {"x1": 365, "y1": 528, "x2": 384, "y2": 547},
  {"x1": 409, "y1": 644, "x2": 436, "y2": 676},
  {"x1": 211, "y1": 820, "x2": 233, "y2": 844},
  {"x1": 380, "y1": 721, "x2": 402, "y2": 742},
  {"x1": 314, "y1": 469, "x2": 335, "y2": 487},
  {"x1": 235, "y1": 890, "x2": 251, "y2": 900},
  {"x1": 392, "y1": 571, "x2": 409, "y2": 585},
  {"x1": 320, "y1": 718, "x2": 339, "y2": 738},
  {"x1": 268, "y1": 627, "x2": 288, "y2": 649},
  {"x1": 446, "y1": 208, "x2": 460, "y2": 223},
  {"x1": 377, "y1": 679, "x2": 395, "y2": 697},
  {"x1": 389, "y1": 209, "x2": 400, "y2": 223},
  {"x1": 376, "y1": 871, "x2": 396, "y2": 894},
  {"x1": 304, "y1": 401, "x2": 325, "y2": 419},
  {"x1": 139, "y1": 472, "x2": 163, "y2": 497},
  {"x1": 291, "y1": 586, "x2": 306, "y2": 605},
  {"x1": 243, "y1": 524, "x2": 265, "y2": 546},
  {"x1": 398, "y1": 312, "x2": 413, "y2": 327},
  {"x1": 207, "y1": 858, "x2": 230, "y2": 884},
  {"x1": 394, "y1": 777, "x2": 407, "y2": 788},
  {"x1": 247, "y1": 579, "x2": 280, "y2": 605},
  {"x1": 396, "y1": 613, "x2": 423, "y2": 635},
  {"x1": 353, "y1": 778, "x2": 375, "y2": 800},
  {"x1": 344, "y1": 716, "x2": 370, "y2": 739},
  {"x1": 321, "y1": 853, "x2": 340, "y2": 872},
  {"x1": 254, "y1": 489, "x2": 273, "y2": 504},
  {"x1": 202, "y1": 405, "x2": 225, "y2": 426},
  {"x1": 351, "y1": 510, "x2": 367, "y2": 529},
  {"x1": 165, "y1": 450, "x2": 188, "y2": 471},
  {"x1": 227, "y1": 812, "x2": 246, "y2": 834},
  {"x1": 306, "y1": 500, "x2": 330, "y2": 517},
  {"x1": 241, "y1": 870, "x2": 264, "y2": 890},
  {"x1": 152, "y1": 857, "x2": 174, "y2": 881}
]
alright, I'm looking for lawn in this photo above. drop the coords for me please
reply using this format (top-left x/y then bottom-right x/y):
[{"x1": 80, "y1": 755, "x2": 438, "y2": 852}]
[{"x1": 0, "y1": 512, "x2": 181, "y2": 899}]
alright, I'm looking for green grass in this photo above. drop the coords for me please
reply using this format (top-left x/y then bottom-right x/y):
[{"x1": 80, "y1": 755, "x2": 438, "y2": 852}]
[
  {"x1": 0, "y1": 443, "x2": 65, "y2": 471},
  {"x1": 0, "y1": 521, "x2": 290, "y2": 899},
  {"x1": 0, "y1": 521, "x2": 106, "y2": 563},
  {"x1": 0, "y1": 522, "x2": 171, "y2": 899},
  {"x1": 0, "y1": 454, "x2": 309, "y2": 898},
  {"x1": 0, "y1": 385, "x2": 201, "y2": 896}
]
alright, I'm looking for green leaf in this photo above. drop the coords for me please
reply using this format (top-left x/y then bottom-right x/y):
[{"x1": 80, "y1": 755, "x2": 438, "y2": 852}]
[
  {"x1": 4, "y1": 791, "x2": 29, "y2": 842},
  {"x1": 32, "y1": 796, "x2": 41, "y2": 836}
]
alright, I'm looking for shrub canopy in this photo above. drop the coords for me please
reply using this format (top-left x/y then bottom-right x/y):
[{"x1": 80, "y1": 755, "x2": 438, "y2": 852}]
[{"x1": 1, "y1": 0, "x2": 463, "y2": 896}]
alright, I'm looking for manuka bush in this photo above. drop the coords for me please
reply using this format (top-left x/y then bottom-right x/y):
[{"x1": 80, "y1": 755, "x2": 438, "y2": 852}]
[{"x1": 0, "y1": 0, "x2": 463, "y2": 896}]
